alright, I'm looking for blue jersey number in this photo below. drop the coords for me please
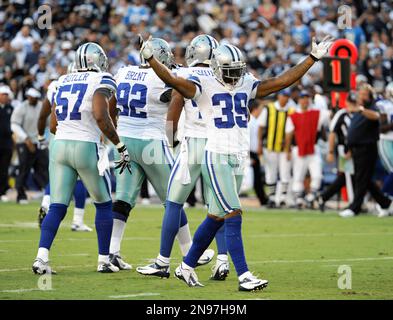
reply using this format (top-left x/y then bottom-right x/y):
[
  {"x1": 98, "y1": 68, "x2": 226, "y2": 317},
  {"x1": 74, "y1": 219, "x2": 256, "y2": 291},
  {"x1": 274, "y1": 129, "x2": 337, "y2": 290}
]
[
  {"x1": 55, "y1": 83, "x2": 88, "y2": 121},
  {"x1": 212, "y1": 93, "x2": 248, "y2": 128},
  {"x1": 117, "y1": 83, "x2": 147, "y2": 118}
]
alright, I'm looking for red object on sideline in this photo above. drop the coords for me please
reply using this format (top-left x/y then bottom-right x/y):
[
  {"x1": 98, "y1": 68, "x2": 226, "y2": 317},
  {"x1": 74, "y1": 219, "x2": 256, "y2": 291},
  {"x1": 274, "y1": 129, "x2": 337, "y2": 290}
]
[{"x1": 290, "y1": 110, "x2": 320, "y2": 156}]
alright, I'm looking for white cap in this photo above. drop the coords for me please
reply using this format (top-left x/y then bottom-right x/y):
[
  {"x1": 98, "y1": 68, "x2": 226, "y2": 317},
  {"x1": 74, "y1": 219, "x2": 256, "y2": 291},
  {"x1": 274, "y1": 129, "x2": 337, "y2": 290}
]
[
  {"x1": 23, "y1": 17, "x2": 34, "y2": 26},
  {"x1": 0, "y1": 85, "x2": 12, "y2": 96},
  {"x1": 61, "y1": 41, "x2": 72, "y2": 50},
  {"x1": 26, "y1": 87, "x2": 41, "y2": 98}
]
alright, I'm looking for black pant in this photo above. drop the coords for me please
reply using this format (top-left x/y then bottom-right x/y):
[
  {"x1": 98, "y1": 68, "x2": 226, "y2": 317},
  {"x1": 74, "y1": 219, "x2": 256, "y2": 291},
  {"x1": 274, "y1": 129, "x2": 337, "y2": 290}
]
[
  {"x1": 349, "y1": 144, "x2": 391, "y2": 214},
  {"x1": 321, "y1": 172, "x2": 354, "y2": 202},
  {"x1": 16, "y1": 143, "x2": 48, "y2": 199},
  {"x1": 0, "y1": 147, "x2": 12, "y2": 195},
  {"x1": 140, "y1": 178, "x2": 149, "y2": 199},
  {"x1": 250, "y1": 152, "x2": 268, "y2": 205}
]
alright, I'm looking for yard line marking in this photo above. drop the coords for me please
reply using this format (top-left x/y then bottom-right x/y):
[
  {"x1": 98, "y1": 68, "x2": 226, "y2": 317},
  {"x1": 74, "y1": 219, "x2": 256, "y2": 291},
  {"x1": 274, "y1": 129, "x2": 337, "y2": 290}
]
[
  {"x1": 55, "y1": 253, "x2": 89, "y2": 257},
  {"x1": 0, "y1": 288, "x2": 54, "y2": 293},
  {"x1": 0, "y1": 236, "x2": 156, "y2": 243},
  {"x1": 108, "y1": 293, "x2": 160, "y2": 299},
  {"x1": 247, "y1": 232, "x2": 393, "y2": 238},
  {"x1": 0, "y1": 223, "x2": 38, "y2": 228},
  {"x1": 0, "y1": 264, "x2": 91, "y2": 273},
  {"x1": 248, "y1": 256, "x2": 393, "y2": 264}
]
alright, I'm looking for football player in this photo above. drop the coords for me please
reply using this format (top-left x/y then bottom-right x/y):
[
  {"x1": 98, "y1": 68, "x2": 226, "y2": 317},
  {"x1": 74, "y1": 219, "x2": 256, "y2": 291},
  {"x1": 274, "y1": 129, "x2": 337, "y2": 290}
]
[
  {"x1": 37, "y1": 63, "x2": 91, "y2": 232},
  {"x1": 140, "y1": 36, "x2": 333, "y2": 291},
  {"x1": 136, "y1": 35, "x2": 229, "y2": 280},
  {"x1": 376, "y1": 82, "x2": 393, "y2": 217},
  {"x1": 32, "y1": 42, "x2": 131, "y2": 274},
  {"x1": 108, "y1": 38, "x2": 213, "y2": 271}
]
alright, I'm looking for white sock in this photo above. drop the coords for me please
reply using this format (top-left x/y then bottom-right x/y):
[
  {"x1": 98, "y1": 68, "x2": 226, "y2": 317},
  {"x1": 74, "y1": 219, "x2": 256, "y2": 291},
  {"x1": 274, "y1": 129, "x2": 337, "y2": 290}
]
[
  {"x1": 98, "y1": 254, "x2": 109, "y2": 264},
  {"x1": 72, "y1": 207, "x2": 85, "y2": 225},
  {"x1": 176, "y1": 223, "x2": 192, "y2": 256},
  {"x1": 109, "y1": 219, "x2": 126, "y2": 255},
  {"x1": 37, "y1": 247, "x2": 49, "y2": 262},
  {"x1": 41, "y1": 195, "x2": 50, "y2": 211},
  {"x1": 156, "y1": 254, "x2": 170, "y2": 266},
  {"x1": 217, "y1": 254, "x2": 228, "y2": 263},
  {"x1": 238, "y1": 271, "x2": 252, "y2": 281},
  {"x1": 181, "y1": 261, "x2": 193, "y2": 271}
]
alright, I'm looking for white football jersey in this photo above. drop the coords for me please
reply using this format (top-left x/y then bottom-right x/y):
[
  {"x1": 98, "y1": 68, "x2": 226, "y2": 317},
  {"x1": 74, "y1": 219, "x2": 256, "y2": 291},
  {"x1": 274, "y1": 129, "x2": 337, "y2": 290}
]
[
  {"x1": 377, "y1": 99, "x2": 393, "y2": 140},
  {"x1": 46, "y1": 80, "x2": 58, "y2": 105},
  {"x1": 114, "y1": 65, "x2": 171, "y2": 140},
  {"x1": 54, "y1": 71, "x2": 117, "y2": 143},
  {"x1": 176, "y1": 67, "x2": 209, "y2": 139},
  {"x1": 191, "y1": 72, "x2": 260, "y2": 154}
]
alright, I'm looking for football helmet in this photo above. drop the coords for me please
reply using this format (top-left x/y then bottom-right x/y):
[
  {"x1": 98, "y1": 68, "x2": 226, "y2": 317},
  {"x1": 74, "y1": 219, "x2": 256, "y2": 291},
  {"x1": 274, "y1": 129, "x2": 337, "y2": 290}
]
[
  {"x1": 211, "y1": 44, "x2": 246, "y2": 90},
  {"x1": 185, "y1": 34, "x2": 219, "y2": 67},
  {"x1": 141, "y1": 38, "x2": 174, "y2": 69},
  {"x1": 75, "y1": 42, "x2": 109, "y2": 72}
]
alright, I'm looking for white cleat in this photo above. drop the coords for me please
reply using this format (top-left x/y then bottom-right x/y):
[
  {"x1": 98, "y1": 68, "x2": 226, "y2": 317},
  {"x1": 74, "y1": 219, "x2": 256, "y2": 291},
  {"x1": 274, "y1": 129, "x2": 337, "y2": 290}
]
[
  {"x1": 32, "y1": 258, "x2": 56, "y2": 275},
  {"x1": 109, "y1": 254, "x2": 132, "y2": 270},
  {"x1": 339, "y1": 209, "x2": 355, "y2": 218},
  {"x1": 196, "y1": 249, "x2": 215, "y2": 267},
  {"x1": 239, "y1": 273, "x2": 268, "y2": 292},
  {"x1": 210, "y1": 260, "x2": 230, "y2": 281},
  {"x1": 174, "y1": 264, "x2": 204, "y2": 287},
  {"x1": 97, "y1": 262, "x2": 119, "y2": 273},
  {"x1": 71, "y1": 223, "x2": 93, "y2": 232},
  {"x1": 376, "y1": 204, "x2": 392, "y2": 218}
]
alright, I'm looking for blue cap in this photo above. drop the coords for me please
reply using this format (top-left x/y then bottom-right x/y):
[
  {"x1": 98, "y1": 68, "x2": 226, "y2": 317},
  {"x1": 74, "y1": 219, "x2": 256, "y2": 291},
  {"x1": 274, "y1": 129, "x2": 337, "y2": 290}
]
[
  {"x1": 299, "y1": 90, "x2": 310, "y2": 98},
  {"x1": 278, "y1": 88, "x2": 291, "y2": 96}
]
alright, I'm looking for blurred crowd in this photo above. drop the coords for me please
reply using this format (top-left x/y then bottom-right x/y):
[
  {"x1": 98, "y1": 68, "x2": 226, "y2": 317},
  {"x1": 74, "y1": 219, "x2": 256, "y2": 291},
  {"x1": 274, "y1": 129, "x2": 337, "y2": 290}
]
[{"x1": 1, "y1": 0, "x2": 393, "y2": 213}]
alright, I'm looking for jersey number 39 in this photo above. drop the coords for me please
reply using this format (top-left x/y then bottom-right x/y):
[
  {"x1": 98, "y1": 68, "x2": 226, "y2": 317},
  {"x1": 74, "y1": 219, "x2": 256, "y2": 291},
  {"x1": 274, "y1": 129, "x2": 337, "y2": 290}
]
[{"x1": 212, "y1": 93, "x2": 248, "y2": 129}]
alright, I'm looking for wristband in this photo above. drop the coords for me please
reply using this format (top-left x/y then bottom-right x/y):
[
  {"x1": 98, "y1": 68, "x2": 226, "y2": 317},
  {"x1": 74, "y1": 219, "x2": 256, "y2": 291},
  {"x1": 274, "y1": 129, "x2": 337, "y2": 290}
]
[
  {"x1": 116, "y1": 142, "x2": 125, "y2": 150},
  {"x1": 38, "y1": 135, "x2": 45, "y2": 141},
  {"x1": 309, "y1": 54, "x2": 319, "y2": 62}
]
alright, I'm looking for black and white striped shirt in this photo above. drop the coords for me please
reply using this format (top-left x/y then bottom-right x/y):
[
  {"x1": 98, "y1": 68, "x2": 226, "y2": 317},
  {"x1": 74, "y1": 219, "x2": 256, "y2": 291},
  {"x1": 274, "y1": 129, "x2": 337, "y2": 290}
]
[{"x1": 329, "y1": 108, "x2": 353, "y2": 152}]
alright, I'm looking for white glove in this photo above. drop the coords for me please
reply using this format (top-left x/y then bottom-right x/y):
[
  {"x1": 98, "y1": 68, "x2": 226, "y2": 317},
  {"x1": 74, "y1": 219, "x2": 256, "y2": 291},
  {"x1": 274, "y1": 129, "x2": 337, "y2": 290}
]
[
  {"x1": 37, "y1": 135, "x2": 48, "y2": 150},
  {"x1": 139, "y1": 34, "x2": 154, "y2": 60},
  {"x1": 115, "y1": 142, "x2": 131, "y2": 175},
  {"x1": 310, "y1": 35, "x2": 334, "y2": 60}
]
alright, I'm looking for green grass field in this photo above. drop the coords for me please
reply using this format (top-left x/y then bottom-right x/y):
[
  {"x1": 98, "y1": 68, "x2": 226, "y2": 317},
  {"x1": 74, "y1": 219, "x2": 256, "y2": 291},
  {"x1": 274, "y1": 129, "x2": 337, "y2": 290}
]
[{"x1": 0, "y1": 201, "x2": 393, "y2": 300}]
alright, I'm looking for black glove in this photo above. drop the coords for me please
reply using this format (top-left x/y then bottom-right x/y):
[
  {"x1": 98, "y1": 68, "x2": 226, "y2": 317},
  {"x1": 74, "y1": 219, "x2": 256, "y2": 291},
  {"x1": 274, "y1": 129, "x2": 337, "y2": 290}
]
[{"x1": 115, "y1": 142, "x2": 131, "y2": 174}]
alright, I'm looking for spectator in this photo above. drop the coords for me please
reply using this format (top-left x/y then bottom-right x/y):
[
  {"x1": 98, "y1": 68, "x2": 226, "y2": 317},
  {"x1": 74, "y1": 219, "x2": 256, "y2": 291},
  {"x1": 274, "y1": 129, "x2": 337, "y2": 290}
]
[
  {"x1": 258, "y1": 89, "x2": 295, "y2": 208},
  {"x1": 341, "y1": 84, "x2": 393, "y2": 217},
  {"x1": 0, "y1": 85, "x2": 14, "y2": 202},
  {"x1": 284, "y1": 90, "x2": 330, "y2": 209},
  {"x1": 24, "y1": 40, "x2": 42, "y2": 70},
  {"x1": 11, "y1": 88, "x2": 48, "y2": 204},
  {"x1": 30, "y1": 55, "x2": 55, "y2": 91},
  {"x1": 249, "y1": 100, "x2": 268, "y2": 206}
]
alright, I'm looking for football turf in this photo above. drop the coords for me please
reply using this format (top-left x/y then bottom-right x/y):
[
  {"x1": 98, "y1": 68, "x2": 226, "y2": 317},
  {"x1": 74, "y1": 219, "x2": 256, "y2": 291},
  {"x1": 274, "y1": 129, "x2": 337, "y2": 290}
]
[{"x1": 0, "y1": 202, "x2": 393, "y2": 300}]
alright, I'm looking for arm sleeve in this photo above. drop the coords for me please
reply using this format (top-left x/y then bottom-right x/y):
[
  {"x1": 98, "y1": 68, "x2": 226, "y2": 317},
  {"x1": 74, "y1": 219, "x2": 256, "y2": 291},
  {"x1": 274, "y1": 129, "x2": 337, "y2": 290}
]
[
  {"x1": 187, "y1": 75, "x2": 202, "y2": 99},
  {"x1": 251, "y1": 80, "x2": 261, "y2": 99},
  {"x1": 285, "y1": 116, "x2": 294, "y2": 134},
  {"x1": 98, "y1": 74, "x2": 117, "y2": 96},
  {"x1": 160, "y1": 88, "x2": 173, "y2": 103},
  {"x1": 257, "y1": 107, "x2": 268, "y2": 127}
]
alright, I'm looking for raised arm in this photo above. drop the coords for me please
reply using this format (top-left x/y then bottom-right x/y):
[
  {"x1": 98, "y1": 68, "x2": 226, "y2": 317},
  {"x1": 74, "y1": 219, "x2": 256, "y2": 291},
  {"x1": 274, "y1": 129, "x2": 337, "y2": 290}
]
[
  {"x1": 140, "y1": 38, "x2": 196, "y2": 99},
  {"x1": 256, "y1": 36, "x2": 333, "y2": 98},
  {"x1": 166, "y1": 90, "x2": 185, "y2": 146}
]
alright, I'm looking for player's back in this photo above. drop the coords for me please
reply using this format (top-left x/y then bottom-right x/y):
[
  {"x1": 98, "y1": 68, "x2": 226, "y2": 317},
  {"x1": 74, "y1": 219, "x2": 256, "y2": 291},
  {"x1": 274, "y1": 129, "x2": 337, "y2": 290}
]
[
  {"x1": 191, "y1": 71, "x2": 260, "y2": 155},
  {"x1": 176, "y1": 66, "x2": 212, "y2": 139},
  {"x1": 115, "y1": 65, "x2": 170, "y2": 140},
  {"x1": 54, "y1": 71, "x2": 117, "y2": 143}
]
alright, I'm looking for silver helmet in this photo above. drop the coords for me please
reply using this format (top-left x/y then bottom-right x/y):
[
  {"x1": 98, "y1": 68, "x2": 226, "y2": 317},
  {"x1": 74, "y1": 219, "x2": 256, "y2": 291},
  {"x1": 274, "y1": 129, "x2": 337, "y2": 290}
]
[
  {"x1": 75, "y1": 42, "x2": 109, "y2": 72},
  {"x1": 185, "y1": 34, "x2": 219, "y2": 67},
  {"x1": 211, "y1": 44, "x2": 246, "y2": 89},
  {"x1": 67, "y1": 61, "x2": 76, "y2": 74},
  {"x1": 385, "y1": 82, "x2": 393, "y2": 100},
  {"x1": 142, "y1": 38, "x2": 174, "y2": 68}
]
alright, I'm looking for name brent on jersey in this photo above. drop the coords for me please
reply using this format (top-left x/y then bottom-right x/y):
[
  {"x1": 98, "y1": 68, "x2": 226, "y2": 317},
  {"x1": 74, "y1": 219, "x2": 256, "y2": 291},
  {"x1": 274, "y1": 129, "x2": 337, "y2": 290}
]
[{"x1": 114, "y1": 66, "x2": 170, "y2": 140}]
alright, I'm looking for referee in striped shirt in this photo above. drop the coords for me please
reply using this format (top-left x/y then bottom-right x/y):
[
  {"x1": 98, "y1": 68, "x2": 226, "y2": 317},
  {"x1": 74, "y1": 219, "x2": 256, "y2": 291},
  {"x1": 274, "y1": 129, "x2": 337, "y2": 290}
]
[{"x1": 318, "y1": 92, "x2": 355, "y2": 211}]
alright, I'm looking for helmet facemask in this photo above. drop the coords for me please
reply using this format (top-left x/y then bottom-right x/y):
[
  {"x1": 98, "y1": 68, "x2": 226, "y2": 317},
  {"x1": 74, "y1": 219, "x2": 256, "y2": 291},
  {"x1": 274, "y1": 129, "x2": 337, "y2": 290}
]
[{"x1": 212, "y1": 59, "x2": 246, "y2": 90}]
